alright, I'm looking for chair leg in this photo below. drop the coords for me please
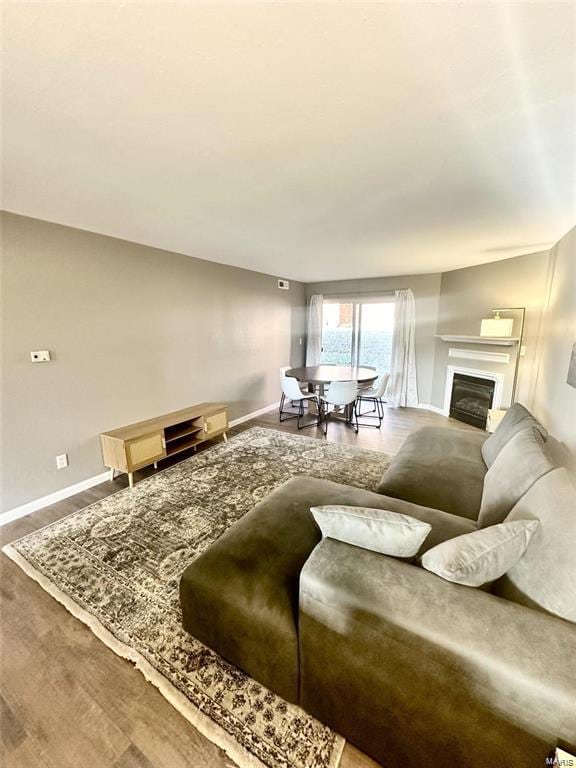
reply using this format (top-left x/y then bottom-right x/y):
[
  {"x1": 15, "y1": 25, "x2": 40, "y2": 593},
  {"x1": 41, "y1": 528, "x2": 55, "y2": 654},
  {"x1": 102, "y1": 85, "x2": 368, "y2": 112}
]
[
  {"x1": 356, "y1": 397, "x2": 383, "y2": 428},
  {"x1": 358, "y1": 396, "x2": 376, "y2": 416},
  {"x1": 319, "y1": 401, "x2": 328, "y2": 436},
  {"x1": 347, "y1": 401, "x2": 359, "y2": 433},
  {"x1": 280, "y1": 392, "x2": 304, "y2": 423},
  {"x1": 314, "y1": 396, "x2": 322, "y2": 428},
  {"x1": 297, "y1": 398, "x2": 323, "y2": 430},
  {"x1": 279, "y1": 407, "x2": 295, "y2": 423}
]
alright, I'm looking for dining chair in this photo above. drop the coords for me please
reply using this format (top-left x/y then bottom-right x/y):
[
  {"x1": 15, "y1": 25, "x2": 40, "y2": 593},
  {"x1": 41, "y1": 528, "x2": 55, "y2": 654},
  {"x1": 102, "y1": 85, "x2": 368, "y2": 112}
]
[
  {"x1": 278, "y1": 366, "x2": 309, "y2": 415},
  {"x1": 318, "y1": 380, "x2": 359, "y2": 435},
  {"x1": 356, "y1": 372, "x2": 389, "y2": 428},
  {"x1": 279, "y1": 371, "x2": 321, "y2": 429}
]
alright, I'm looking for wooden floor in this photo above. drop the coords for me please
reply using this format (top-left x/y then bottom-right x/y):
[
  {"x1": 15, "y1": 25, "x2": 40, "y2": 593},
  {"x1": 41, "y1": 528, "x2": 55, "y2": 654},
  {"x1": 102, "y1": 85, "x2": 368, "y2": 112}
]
[{"x1": 1, "y1": 407, "x2": 478, "y2": 768}]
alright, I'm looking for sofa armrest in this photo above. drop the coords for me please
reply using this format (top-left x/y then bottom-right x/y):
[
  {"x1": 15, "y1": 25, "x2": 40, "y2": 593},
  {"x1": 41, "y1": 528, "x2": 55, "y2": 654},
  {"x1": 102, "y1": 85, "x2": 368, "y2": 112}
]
[{"x1": 300, "y1": 539, "x2": 576, "y2": 747}]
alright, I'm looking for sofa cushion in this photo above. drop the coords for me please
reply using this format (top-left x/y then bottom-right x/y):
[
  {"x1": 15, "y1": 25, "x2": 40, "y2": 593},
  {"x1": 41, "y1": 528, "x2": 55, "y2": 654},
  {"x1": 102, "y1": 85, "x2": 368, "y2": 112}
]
[
  {"x1": 493, "y1": 468, "x2": 576, "y2": 624},
  {"x1": 481, "y1": 403, "x2": 548, "y2": 467},
  {"x1": 311, "y1": 505, "x2": 432, "y2": 558},
  {"x1": 180, "y1": 475, "x2": 475, "y2": 702},
  {"x1": 478, "y1": 427, "x2": 555, "y2": 528},
  {"x1": 377, "y1": 426, "x2": 487, "y2": 520},
  {"x1": 299, "y1": 538, "x2": 576, "y2": 768},
  {"x1": 421, "y1": 520, "x2": 538, "y2": 587}
]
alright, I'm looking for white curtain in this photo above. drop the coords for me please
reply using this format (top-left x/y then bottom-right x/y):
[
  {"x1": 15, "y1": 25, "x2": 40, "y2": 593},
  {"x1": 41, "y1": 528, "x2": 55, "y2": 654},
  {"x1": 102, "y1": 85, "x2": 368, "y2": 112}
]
[
  {"x1": 305, "y1": 295, "x2": 323, "y2": 366},
  {"x1": 388, "y1": 289, "x2": 418, "y2": 408}
]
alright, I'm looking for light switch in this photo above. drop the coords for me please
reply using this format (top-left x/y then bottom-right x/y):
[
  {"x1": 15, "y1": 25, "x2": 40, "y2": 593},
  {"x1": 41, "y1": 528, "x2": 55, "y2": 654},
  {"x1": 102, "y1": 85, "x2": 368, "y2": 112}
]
[
  {"x1": 31, "y1": 350, "x2": 51, "y2": 362},
  {"x1": 56, "y1": 454, "x2": 68, "y2": 469}
]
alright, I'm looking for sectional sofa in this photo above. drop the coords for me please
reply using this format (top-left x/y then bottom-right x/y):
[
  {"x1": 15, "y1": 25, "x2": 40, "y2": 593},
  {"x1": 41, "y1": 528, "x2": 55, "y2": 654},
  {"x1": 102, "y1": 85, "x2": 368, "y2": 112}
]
[{"x1": 180, "y1": 404, "x2": 576, "y2": 768}]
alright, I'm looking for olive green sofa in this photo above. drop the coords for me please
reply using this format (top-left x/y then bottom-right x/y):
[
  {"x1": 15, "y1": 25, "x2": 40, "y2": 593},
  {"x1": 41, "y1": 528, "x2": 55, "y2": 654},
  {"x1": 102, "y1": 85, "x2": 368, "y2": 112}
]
[{"x1": 180, "y1": 404, "x2": 576, "y2": 767}]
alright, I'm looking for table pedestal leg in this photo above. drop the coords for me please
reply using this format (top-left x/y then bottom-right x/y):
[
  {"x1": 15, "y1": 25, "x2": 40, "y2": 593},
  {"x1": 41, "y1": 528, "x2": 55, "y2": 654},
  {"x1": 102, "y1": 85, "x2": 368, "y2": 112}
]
[{"x1": 307, "y1": 383, "x2": 324, "y2": 415}]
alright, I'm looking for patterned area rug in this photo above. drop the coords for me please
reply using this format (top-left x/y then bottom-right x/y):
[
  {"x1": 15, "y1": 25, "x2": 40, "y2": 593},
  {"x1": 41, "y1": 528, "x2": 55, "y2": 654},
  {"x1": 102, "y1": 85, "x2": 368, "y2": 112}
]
[{"x1": 3, "y1": 427, "x2": 391, "y2": 768}]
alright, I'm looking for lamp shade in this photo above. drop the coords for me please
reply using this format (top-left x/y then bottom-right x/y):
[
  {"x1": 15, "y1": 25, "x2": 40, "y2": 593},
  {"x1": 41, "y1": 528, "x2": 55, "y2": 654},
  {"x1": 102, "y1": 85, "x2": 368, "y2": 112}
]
[{"x1": 480, "y1": 317, "x2": 514, "y2": 337}]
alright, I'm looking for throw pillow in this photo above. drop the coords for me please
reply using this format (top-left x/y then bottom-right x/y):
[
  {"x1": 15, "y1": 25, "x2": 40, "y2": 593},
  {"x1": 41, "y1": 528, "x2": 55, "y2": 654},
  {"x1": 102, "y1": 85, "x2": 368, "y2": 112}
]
[
  {"x1": 421, "y1": 519, "x2": 539, "y2": 587},
  {"x1": 478, "y1": 427, "x2": 555, "y2": 528},
  {"x1": 310, "y1": 505, "x2": 432, "y2": 558},
  {"x1": 481, "y1": 402, "x2": 548, "y2": 468}
]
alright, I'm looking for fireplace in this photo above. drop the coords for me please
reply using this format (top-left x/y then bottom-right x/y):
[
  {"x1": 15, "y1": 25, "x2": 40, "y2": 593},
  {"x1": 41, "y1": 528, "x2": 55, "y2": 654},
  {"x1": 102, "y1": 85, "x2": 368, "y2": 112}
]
[{"x1": 449, "y1": 373, "x2": 495, "y2": 429}]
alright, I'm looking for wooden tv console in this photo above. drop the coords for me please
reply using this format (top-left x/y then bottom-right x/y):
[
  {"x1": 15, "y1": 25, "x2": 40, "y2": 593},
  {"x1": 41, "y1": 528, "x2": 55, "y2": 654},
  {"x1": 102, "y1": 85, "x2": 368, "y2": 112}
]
[{"x1": 100, "y1": 403, "x2": 228, "y2": 488}]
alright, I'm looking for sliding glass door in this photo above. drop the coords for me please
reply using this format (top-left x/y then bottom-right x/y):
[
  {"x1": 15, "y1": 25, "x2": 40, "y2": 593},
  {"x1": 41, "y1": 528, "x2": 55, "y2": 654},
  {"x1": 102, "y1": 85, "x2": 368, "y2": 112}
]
[
  {"x1": 320, "y1": 302, "x2": 355, "y2": 366},
  {"x1": 320, "y1": 297, "x2": 394, "y2": 373},
  {"x1": 357, "y1": 301, "x2": 395, "y2": 372}
]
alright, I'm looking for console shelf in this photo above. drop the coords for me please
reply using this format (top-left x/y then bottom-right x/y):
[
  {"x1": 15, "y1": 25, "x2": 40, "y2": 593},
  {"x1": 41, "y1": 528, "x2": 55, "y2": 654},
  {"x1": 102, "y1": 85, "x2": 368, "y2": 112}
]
[
  {"x1": 166, "y1": 434, "x2": 204, "y2": 456},
  {"x1": 164, "y1": 421, "x2": 204, "y2": 443},
  {"x1": 101, "y1": 402, "x2": 228, "y2": 488}
]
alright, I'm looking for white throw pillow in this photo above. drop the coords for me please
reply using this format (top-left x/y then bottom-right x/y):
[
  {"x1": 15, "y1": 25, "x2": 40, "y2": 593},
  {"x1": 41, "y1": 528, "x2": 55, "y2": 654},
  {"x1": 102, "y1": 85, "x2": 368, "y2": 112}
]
[
  {"x1": 310, "y1": 505, "x2": 432, "y2": 558},
  {"x1": 421, "y1": 520, "x2": 539, "y2": 587}
]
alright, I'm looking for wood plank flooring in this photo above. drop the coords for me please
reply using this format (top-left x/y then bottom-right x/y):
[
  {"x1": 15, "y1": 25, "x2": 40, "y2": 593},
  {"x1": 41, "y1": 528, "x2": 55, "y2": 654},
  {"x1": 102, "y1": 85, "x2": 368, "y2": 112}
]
[{"x1": 1, "y1": 407, "x2": 478, "y2": 768}]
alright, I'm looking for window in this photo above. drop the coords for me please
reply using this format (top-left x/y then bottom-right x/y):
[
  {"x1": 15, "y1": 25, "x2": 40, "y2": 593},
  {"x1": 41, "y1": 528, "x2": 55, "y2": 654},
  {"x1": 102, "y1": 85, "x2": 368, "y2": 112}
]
[{"x1": 320, "y1": 297, "x2": 395, "y2": 373}]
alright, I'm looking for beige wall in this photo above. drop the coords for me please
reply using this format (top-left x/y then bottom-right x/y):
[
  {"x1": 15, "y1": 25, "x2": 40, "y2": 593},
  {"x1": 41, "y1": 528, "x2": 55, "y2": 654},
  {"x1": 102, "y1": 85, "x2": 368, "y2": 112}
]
[
  {"x1": 306, "y1": 274, "x2": 442, "y2": 406},
  {"x1": 430, "y1": 250, "x2": 551, "y2": 410},
  {"x1": 532, "y1": 225, "x2": 576, "y2": 473},
  {"x1": 1, "y1": 213, "x2": 306, "y2": 512}
]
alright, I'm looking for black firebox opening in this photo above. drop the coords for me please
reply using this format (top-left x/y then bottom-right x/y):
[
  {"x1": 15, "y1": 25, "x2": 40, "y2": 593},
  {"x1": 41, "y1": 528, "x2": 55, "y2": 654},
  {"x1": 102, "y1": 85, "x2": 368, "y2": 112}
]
[{"x1": 449, "y1": 373, "x2": 495, "y2": 429}]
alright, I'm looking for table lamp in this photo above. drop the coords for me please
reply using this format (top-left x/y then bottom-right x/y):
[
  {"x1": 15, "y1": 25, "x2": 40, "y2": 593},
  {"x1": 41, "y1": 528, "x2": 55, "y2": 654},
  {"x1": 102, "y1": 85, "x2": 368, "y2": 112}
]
[{"x1": 480, "y1": 310, "x2": 514, "y2": 338}]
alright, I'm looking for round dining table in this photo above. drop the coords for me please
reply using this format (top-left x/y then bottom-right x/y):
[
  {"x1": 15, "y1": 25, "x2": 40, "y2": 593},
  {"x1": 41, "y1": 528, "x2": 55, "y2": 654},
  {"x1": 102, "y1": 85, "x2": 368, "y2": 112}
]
[
  {"x1": 285, "y1": 365, "x2": 378, "y2": 388},
  {"x1": 285, "y1": 365, "x2": 378, "y2": 417}
]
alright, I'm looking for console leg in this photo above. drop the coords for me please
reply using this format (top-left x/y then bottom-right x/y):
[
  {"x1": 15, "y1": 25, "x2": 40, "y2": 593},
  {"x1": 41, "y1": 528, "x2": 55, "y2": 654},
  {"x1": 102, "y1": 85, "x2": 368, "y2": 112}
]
[
  {"x1": 128, "y1": 472, "x2": 134, "y2": 489},
  {"x1": 223, "y1": 432, "x2": 228, "y2": 443}
]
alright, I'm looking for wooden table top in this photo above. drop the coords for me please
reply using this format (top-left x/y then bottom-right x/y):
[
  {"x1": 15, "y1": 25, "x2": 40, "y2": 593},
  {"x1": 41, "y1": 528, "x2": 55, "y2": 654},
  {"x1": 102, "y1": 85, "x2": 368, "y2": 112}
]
[{"x1": 286, "y1": 365, "x2": 378, "y2": 384}]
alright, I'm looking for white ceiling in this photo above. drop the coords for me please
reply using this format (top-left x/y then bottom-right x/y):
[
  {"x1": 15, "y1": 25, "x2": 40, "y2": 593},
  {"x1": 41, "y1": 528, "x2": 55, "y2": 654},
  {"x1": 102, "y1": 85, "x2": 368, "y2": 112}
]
[{"x1": 2, "y1": 2, "x2": 575, "y2": 282}]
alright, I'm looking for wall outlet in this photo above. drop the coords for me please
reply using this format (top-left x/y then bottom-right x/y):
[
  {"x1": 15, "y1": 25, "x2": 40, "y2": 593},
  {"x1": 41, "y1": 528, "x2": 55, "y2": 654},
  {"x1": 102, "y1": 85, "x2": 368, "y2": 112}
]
[
  {"x1": 278, "y1": 279, "x2": 290, "y2": 290},
  {"x1": 56, "y1": 453, "x2": 69, "y2": 470},
  {"x1": 31, "y1": 350, "x2": 51, "y2": 362}
]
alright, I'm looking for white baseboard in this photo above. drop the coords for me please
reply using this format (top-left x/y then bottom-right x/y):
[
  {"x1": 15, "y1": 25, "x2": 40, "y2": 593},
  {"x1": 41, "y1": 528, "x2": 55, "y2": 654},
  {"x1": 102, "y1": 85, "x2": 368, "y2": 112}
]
[
  {"x1": 229, "y1": 402, "x2": 280, "y2": 427},
  {"x1": 416, "y1": 403, "x2": 447, "y2": 416},
  {"x1": 1, "y1": 402, "x2": 281, "y2": 527},
  {"x1": 0, "y1": 471, "x2": 111, "y2": 528}
]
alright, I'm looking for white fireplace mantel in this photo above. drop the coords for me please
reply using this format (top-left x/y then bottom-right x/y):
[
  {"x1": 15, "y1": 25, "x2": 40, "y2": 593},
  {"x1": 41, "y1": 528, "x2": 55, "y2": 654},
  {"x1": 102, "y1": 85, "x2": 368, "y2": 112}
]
[
  {"x1": 436, "y1": 334, "x2": 519, "y2": 346},
  {"x1": 443, "y1": 365, "x2": 505, "y2": 417}
]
